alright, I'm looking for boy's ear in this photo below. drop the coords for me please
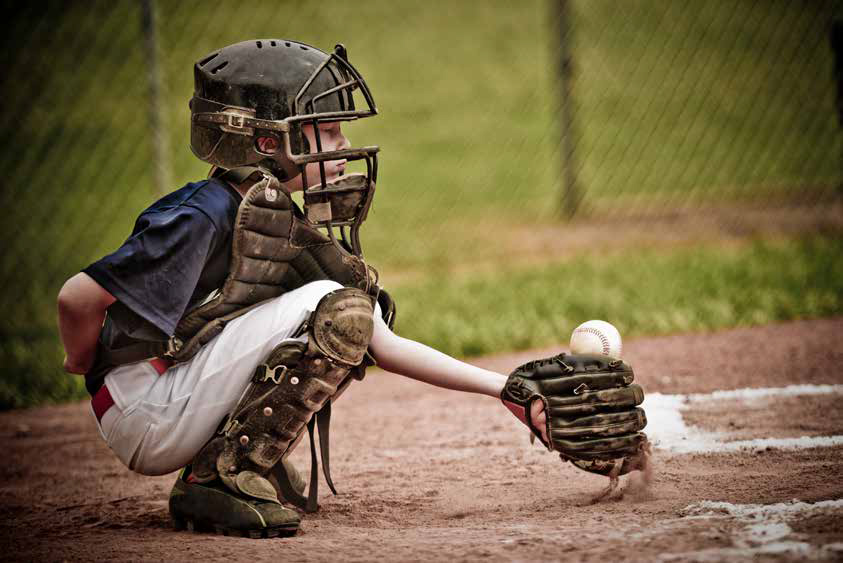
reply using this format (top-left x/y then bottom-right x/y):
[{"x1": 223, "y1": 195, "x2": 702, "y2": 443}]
[{"x1": 256, "y1": 136, "x2": 279, "y2": 155}]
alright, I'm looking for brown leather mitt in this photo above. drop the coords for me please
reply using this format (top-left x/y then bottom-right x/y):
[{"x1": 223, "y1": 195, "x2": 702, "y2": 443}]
[{"x1": 501, "y1": 352, "x2": 648, "y2": 476}]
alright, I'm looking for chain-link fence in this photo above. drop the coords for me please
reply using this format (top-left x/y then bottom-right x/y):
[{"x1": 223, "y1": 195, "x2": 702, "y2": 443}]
[
  {"x1": 557, "y1": 0, "x2": 841, "y2": 217},
  {"x1": 2, "y1": 0, "x2": 841, "y2": 408}
]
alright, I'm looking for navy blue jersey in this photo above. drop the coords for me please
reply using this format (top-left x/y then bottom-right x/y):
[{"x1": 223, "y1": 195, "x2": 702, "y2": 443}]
[{"x1": 83, "y1": 178, "x2": 241, "y2": 393}]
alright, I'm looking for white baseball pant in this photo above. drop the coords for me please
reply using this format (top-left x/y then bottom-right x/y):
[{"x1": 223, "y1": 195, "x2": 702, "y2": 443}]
[{"x1": 93, "y1": 280, "x2": 371, "y2": 476}]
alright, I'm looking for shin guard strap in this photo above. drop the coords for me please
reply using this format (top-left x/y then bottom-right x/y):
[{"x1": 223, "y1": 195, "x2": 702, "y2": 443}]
[
  {"x1": 306, "y1": 416, "x2": 319, "y2": 513},
  {"x1": 303, "y1": 401, "x2": 337, "y2": 513},
  {"x1": 318, "y1": 401, "x2": 337, "y2": 496}
]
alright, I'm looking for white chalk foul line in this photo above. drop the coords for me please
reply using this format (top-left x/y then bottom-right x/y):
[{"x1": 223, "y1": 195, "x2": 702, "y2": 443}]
[
  {"x1": 686, "y1": 384, "x2": 843, "y2": 403},
  {"x1": 660, "y1": 499, "x2": 843, "y2": 561},
  {"x1": 686, "y1": 498, "x2": 843, "y2": 519},
  {"x1": 713, "y1": 435, "x2": 843, "y2": 453},
  {"x1": 643, "y1": 384, "x2": 843, "y2": 455}
]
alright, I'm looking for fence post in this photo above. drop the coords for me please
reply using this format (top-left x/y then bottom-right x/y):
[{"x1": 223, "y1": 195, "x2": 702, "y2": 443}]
[
  {"x1": 141, "y1": 0, "x2": 171, "y2": 195},
  {"x1": 554, "y1": 0, "x2": 581, "y2": 217},
  {"x1": 832, "y1": 20, "x2": 842, "y2": 195}
]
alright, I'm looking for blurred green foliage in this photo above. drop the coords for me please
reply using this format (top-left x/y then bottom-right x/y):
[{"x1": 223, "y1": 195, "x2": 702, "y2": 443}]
[{"x1": 1, "y1": 0, "x2": 841, "y2": 408}]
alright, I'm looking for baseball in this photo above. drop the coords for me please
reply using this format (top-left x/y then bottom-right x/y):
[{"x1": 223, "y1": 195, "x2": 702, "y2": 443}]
[{"x1": 570, "y1": 320, "x2": 623, "y2": 358}]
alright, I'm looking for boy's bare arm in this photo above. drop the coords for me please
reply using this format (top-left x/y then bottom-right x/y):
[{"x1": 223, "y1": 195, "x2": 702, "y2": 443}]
[
  {"x1": 369, "y1": 314, "x2": 506, "y2": 397},
  {"x1": 369, "y1": 314, "x2": 548, "y2": 438},
  {"x1": 57, "y1": 272, "x2": 116, "y2": 374}
]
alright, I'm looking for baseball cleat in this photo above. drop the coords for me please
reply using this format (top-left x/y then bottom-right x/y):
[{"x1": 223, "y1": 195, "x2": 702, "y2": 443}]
[{"x1": 169, "y1": 467, "x2": 300, "y2": 538}]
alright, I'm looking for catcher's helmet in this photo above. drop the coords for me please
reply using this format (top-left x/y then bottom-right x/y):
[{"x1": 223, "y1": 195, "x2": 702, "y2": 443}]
[{"x1": 190, "y1": 39, "x2": 379, "y2": 255}]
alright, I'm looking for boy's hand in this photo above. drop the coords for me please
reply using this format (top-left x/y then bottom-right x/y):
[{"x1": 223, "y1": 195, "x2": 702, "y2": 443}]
[
  {"x1": 504, "y1": 394, "x2": 549, "y2": 443},
  {"x1": 63, "y1": 355, "x2": 92, "y2": 375},
  {"x1": 57, "y1": 273, "x2": 115, "y2": 376},
  {"x1": 529, "y1": 399, "x2": 549, "y2": 443}
]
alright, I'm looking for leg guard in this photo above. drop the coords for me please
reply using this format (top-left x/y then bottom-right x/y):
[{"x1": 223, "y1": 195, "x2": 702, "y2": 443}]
[{"x1": 191, "y1": 288, "x2": 375, "y2": 509}]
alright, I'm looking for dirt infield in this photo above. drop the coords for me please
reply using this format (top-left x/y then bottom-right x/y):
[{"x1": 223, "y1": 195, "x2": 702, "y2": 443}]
[{"x1": 2, "y1": 318, "x2": 842, "y2": 561}]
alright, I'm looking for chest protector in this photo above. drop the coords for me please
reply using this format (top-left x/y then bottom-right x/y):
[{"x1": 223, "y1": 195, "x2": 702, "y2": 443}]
[{"x1": 168, "y1": 174, "x2": 377, "y2": 362}]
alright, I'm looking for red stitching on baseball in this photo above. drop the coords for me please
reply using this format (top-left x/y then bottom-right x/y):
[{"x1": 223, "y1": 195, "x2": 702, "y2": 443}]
[{"x1": 577, "y1": 327, "x2": 611, "y2": 354}]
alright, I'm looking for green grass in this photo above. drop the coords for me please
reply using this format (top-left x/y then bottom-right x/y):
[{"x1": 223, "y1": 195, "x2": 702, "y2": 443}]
[
  {"x1": 391, "y1": 235, "x2": 843, "y2": 358},
  {"x1": 2, "y1": 0, "x2": 841, "y2": 408}
]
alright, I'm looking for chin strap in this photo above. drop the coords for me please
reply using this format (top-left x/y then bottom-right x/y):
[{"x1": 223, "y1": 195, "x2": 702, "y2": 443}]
[{"x1": 209, "y1": 165, "x2": 265, "y2": 184}]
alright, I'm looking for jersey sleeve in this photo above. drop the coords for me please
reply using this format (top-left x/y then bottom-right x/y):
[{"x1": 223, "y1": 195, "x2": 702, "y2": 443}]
[{"x1": 84, "y1": 207, "x2": 220, "y2": 336}]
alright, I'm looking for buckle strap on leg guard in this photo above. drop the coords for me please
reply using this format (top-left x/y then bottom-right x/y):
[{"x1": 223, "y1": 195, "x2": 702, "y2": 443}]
[{"x1": 254, "y1": 363, "x2": 289, "y2": 385}]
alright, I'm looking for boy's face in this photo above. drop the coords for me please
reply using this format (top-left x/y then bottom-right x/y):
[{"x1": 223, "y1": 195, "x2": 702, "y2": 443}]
[{"x1": 281, "y1": 122, "x2": 350, "y2": 192}]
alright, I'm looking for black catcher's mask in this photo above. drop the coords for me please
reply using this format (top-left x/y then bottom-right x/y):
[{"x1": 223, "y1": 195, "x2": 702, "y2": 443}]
[{"x1": 190, "y1": 39, "x2": 379, "y2": 256}]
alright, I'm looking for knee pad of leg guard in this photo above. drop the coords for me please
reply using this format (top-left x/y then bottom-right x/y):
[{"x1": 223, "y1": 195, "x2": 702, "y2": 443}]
[{"x1": 309, "y1": 287, "x2": 375, "y2": 366}]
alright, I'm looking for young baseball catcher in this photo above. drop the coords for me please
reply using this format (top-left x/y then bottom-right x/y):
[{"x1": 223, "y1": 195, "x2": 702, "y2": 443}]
[{"x1": 57, "y1": 39, "x2": 648, "y2": 539}]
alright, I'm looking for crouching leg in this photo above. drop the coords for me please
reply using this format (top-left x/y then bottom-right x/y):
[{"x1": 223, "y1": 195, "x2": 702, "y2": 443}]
[{"x1": 168, "y1": 288, "x2": 375, "y2": 537}]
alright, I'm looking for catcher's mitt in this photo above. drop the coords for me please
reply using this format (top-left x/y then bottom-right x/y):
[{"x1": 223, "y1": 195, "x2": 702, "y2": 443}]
[{"x1": 501, "y1": 352, "x2": 648, "y2": 477}]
